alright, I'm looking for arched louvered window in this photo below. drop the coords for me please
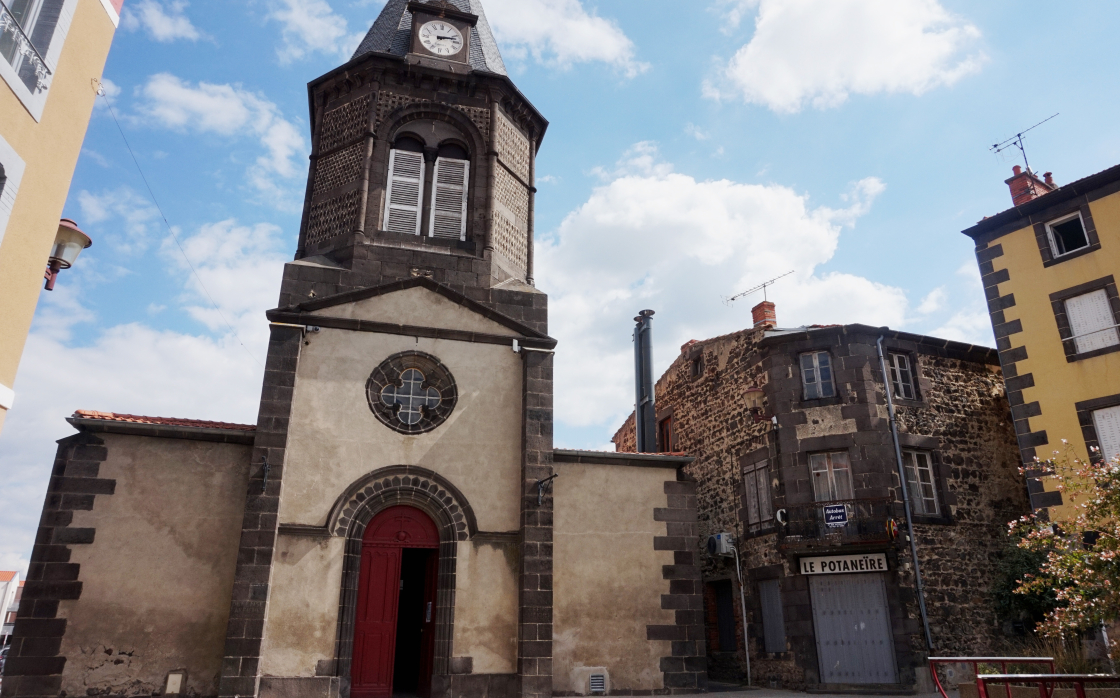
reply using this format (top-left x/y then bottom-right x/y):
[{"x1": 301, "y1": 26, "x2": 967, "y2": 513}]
[
  {"x1": 429, "y1": 155, "x2": 469, "y2": 240},
  {"x1": 383, "y1": 137, "x2": 426, "y2": 236}
]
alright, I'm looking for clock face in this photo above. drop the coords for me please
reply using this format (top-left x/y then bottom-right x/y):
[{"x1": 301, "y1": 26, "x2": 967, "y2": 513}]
[{"x1": 418, "y1": 21, "x2": 464, "y2": 57}]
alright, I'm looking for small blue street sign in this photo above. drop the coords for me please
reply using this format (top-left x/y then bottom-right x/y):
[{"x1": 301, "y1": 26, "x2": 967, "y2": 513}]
[{"x1": 823, "y1": 504, "x2": 848, "y2": 528}]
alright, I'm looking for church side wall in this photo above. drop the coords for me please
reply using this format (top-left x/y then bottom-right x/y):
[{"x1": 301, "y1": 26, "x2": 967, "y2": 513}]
[
  {"x1": 56, "y1": 434, "x2": 251, "y2": 698},
  {"x1": 551, "y1": 463, "x2": 676, "y2": 696}
]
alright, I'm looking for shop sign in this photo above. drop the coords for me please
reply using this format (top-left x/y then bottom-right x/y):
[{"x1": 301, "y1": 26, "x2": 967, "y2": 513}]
[{"x1": 799, "y1": 553, "x2": 888, "y2": 575}]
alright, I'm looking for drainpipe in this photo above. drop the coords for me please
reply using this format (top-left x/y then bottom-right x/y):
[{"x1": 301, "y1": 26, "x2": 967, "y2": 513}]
[
  {"x1": 731, "y1": 543, "x2": 751, "y2": 687},
  {"x1": 875, "y1": 335, "x2": 934, "y2": 652}
]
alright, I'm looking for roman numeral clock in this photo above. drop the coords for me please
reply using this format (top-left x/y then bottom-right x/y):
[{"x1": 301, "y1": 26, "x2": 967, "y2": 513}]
[{"x1": 408, "y1": 1, "x2": 477, "y2": 65}]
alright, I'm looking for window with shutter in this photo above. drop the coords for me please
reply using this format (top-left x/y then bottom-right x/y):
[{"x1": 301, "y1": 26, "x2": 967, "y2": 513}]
[
  {"x1": 1066, "y1": 290, "x2": 1120, "y2": 354},
  {"x1": 1094, "y1": 406, "x2": 1120, "y2": 464},
  {"x1": 383, "y1": 150, "x2": 425, "y2": 236},
  {"x1": 429, "y1": 157, "x2": 469, "y2": 240}
]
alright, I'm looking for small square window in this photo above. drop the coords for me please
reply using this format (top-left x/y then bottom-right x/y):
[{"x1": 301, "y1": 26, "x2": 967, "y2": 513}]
[
  {"x1": 690, "y1": 355, "x2": 703, "y2": 378},
  {"x1": 887, "y1": 353, "x2": 916, "y2": 400},
  {"x1": 800, "y1": 351, "x2": 835, "y2": 400},
  {"x1": 658, "y1": 416, "x2": 673, "y2": 453},
  {"x1": 1046, "y1": 213, "x2": 1090, "y2": 257},
  {"x1": 808, "y1": 451, "x2": 853, "y2": 502},
  {"x1": 902, "y1": 450, "x2": 939, "y2": 516}
]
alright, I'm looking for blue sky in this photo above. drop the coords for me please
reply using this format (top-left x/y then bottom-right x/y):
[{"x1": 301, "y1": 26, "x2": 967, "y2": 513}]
[{"x1": 2, "y1": 0, "x2": 1120, "y2": 571}]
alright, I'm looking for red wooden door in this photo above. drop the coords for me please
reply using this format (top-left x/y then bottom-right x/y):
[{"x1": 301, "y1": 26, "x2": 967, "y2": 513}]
[{"x1": 352, "y1": 507, "x2": 439, "y2": 698}]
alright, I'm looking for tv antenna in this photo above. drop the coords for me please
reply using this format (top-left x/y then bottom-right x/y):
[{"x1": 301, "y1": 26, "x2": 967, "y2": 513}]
[
  {"x1": 990, "y1": 113, "x2": 1059, "y2": 173},
  {"x1": 724, "y1": 270, "x2": 794, "y2": 306}
]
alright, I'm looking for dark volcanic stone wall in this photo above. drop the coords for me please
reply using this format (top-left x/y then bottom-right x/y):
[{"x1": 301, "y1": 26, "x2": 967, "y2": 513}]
[{"x1": 615, "y1": 324, "x2": 1031, "y2": 689}]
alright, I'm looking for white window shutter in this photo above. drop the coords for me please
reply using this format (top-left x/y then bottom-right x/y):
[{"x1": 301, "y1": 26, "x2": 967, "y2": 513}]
[
  {"x1": 384, "y1": 150, "x2": 425, "y2": 235},
  {"x1": 429, "y1": 157, "x2": 470, "y2": 240},
  {"x1": 1067, "y1": 290, "x2": 1119, "y2": 354},
  {"x1": 1094, "y1": 406, "x2": 1120, "y2": 464}
]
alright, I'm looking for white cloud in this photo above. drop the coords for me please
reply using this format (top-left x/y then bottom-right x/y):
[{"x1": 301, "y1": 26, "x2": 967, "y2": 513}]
[
  {"x1": 136, "y1": 74, "x2": 307, "y2": 207},
  {"x1": 537, "y1": 143, "x2": 905, "y2": 430},
  {"x1": 77, "y1": 187, "x2": 162, "y2": 255},
  {"x1": 267, "y1": 0, "x2": 365, "y2": 64},
  {"x1": 121, "y1": 0, "x2": 203, "y2": 42},
  {"x1": 708, "y1": 0, "x2": 985, "y2": 112},
  {"x1": 685, "y1": 123, "x2": 709, "y2": 141},
  {"x1": 927, "y1": 259, "x2": 994, "y2": 345},
  {"x1": 484, "y1": 0, "x2": 647, "y2": 77},
  {"x1": 0, "y1": 217, "x2": 286, "y2": 574},
  {"x1": 916, "y1": 286, "x2": 947, "y2": 314}
]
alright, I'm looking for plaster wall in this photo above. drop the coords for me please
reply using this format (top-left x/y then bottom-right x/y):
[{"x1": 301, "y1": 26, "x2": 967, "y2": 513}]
[
  {"x1": 56, "y1": 434, "x2": 250, "y2": 697},
  {"x1": 987, "y1": 190, "x2": 1120, "y2": 519},
  {"x1": 310, "y1": 286, "x2": 520, "y2": 338},
  {"x1": 278, "y1": 315, "x2": 523, "y2": 533},
  {"x1": 451, "y1": 538, "x2": 519, "y2": 675},
  {"x1": 552, "y1": 463, "x2": 675, "y2": 694},
  {"x1": 259, "y1": 535, "x2": 346, "y2": 678},
  {"x1": 0, "y1": 0, "x2": 116, "y2": 410}
]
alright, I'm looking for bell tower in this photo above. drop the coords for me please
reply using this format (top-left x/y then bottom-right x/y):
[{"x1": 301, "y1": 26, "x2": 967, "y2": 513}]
[{"x1": 285, "y1": 0, "x2": 548, "y2": 316}]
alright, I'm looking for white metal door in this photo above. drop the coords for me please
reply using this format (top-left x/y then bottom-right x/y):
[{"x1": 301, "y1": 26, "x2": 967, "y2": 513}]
[{"x1": 809, "y1": 573, "x2": 898, "y2": 685}]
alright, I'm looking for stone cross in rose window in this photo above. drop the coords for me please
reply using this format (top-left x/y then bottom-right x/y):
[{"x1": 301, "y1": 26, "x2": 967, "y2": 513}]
[{"x1": 381, "y1": 368, "x2": 441, "y2": 425}]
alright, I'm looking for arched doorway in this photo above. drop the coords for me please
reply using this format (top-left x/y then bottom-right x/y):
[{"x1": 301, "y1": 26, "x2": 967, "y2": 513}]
[{"x1": 352, "y1": 505, "x2": 439, "y2": 698}]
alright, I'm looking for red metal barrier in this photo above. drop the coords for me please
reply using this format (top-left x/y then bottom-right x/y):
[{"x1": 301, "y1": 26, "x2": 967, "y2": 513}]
[
  {"x1": 929, "y1": 657, "x2": 1056, "y2": 698},
  {"x1": 978, "y1": 673, "x2": 1120, "y2": 698}
]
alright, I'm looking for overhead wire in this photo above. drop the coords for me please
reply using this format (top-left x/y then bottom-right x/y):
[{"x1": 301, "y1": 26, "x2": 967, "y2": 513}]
[{"x1": 95, "y1": 81, "x2": 262, "y2": 367}]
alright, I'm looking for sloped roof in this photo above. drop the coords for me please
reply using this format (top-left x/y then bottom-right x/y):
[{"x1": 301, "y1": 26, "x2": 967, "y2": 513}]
[
  {"x1": 352, "y1": 0, "x2": 507, "y2": 75},
  {"x1": 0, "y1": 571, "x2": 15, "y2": 582},
  {"x1": 72, "y1": 411, "x2": 256, "y2": 431}
]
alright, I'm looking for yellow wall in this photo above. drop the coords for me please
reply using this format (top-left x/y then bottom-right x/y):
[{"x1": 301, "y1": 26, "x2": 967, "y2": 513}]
[
  {"x1": 0, "y1": 0, "x2": 117, "y2": 429},
  {"x1": 988, "y1": 190, "x2": 1120, "y2": 519}
]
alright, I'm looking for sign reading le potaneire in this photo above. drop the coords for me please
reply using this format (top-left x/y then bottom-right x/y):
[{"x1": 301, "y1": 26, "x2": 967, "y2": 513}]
[{"x1": 800, "y1": 553, "x2": 888, "y2": 575}]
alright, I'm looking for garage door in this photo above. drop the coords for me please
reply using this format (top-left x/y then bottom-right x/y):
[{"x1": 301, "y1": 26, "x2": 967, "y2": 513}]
[{"x1": 809, "y1": 573, "x2": 897, "y2": 684}]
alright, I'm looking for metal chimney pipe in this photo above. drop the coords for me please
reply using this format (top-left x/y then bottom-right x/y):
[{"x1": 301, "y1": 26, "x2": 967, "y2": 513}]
[{"x1": 634, "y1": 310, "x2": 656, "y2": 452}]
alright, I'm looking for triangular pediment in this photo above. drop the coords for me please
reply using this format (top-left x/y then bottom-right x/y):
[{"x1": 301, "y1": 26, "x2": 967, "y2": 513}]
[{"x1": 273, "y1": 277, "x2": 550, "y2": 341}]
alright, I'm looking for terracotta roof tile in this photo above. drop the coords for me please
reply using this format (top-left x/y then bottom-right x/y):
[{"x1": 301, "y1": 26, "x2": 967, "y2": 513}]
[
  {"x1": 72, "y1": 411, "x2": 256, "y2": 431},
  {"x1": 0, "y1": 571, "x2": 15, "y2": 582}
]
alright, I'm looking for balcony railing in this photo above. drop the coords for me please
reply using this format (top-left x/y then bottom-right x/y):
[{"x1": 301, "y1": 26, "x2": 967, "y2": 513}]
[
  {"x1": 777, "y1": 497, "x2": 894, "y2": 548},
  {"x1": 0, "y1": 0, "x2": 52, "y2": 93}
]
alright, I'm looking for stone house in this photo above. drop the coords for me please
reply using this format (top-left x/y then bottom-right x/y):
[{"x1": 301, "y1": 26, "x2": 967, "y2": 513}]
[
  {"x1": 614, "y1": 304, "x2": 1031, "y2": 691},
  {"x1": 1, "y1": 3, "x2": 707, "y2": 698}
]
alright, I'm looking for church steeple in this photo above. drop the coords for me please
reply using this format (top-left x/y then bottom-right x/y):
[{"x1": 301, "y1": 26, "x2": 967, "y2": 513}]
[{"x1": 287, "y1": 0, "x2": 546, "y2": 301}]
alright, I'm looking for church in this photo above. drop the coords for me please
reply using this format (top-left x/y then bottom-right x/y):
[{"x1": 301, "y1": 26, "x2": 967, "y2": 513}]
[{"x1": 0, "y1": 2, "x2": 708, "y2": 698}]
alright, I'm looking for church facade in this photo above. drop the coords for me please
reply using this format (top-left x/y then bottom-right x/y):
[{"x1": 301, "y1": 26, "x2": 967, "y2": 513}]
[{"x1": 0, "y1": 3, "x2": 707, "y2": 698}]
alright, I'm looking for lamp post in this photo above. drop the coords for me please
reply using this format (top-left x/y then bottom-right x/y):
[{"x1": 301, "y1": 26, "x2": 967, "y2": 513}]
[{"x1": 43, "y1": 218, "x2": 91, "y2": 291}]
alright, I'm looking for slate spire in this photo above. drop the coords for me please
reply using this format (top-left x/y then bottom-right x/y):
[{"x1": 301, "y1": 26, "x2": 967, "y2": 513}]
[{"x1": 352, "y1": 0, "x2": 507, "y2": 75}]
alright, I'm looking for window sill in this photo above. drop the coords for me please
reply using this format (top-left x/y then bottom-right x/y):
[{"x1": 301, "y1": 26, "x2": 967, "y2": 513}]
[
  {"x1": 1066, "y1": 343, "x2": 1120, "y2": 363},
  {"x1": 910, "y1": 513, "x2": 952, "y2": 526},
  {"x1": 1043, "y1": 242, "x2": 1101, "y2": 268},
  {"x1": 892, "y1": 398, "x2": 927, "y2": 409},
  {"x1": 798, "y1": 396, "x2": 843, "y2": 409}
]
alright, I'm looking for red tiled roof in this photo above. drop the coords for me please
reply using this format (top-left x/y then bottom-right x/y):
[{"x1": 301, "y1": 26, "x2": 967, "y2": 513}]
[
  {"x1": 73, "y1": 411, "x2": 256, "y2": 431},
  {"x1": 0, "y1": 571, "x2": 15, "y2": 582}
]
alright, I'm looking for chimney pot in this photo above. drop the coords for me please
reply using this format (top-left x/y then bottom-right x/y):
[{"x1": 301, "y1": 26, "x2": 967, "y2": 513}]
[
  {"x1": 1013, "y1": 165, "x2": 1022, "y2": 176},
  {"x1": 1044, "y1": 172, "x2": 1054, "y2": 186},
  {"x1": 751, "y1": 301, "x2": 777, "y2": 329}
]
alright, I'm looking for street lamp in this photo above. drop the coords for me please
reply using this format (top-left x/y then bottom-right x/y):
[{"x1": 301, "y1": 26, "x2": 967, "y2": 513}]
[{"x1": 44, "y1": 218, "x2": 92, "y2": 291}]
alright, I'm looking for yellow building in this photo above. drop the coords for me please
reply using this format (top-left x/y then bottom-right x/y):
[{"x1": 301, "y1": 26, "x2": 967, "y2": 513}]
[
  {"x1": 963, "y1": 164, "x2": 1120, "y2": 519},
  {"x1": 0, "y1": 0, "x2": 120, "y2": 433}
]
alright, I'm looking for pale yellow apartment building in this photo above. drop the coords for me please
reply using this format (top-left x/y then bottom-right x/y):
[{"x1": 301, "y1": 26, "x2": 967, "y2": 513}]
[
  {"x1": 0, "y1": 0, "x2": 121, "y2": 432},
  {"x1": 964, "y1": 164, "x2": 1120, "y2": 519}
]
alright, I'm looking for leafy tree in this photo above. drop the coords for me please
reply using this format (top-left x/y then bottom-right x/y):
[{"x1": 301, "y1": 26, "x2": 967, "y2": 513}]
[
  {"x1": 992, "y1": 533, "x2": 1060, "y2": 632},
  {"x1": 1010, "y1": 443, "x2": 1120, "y2": 638}
]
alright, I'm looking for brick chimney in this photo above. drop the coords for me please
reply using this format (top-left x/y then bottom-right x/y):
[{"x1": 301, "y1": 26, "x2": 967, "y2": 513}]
[
  {"x1": 752, "y1": 301, "x2": 776, "y2": 329},
  {"x1": 1005, "y1": 165, "x2": 1056, "y2": 206}
]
